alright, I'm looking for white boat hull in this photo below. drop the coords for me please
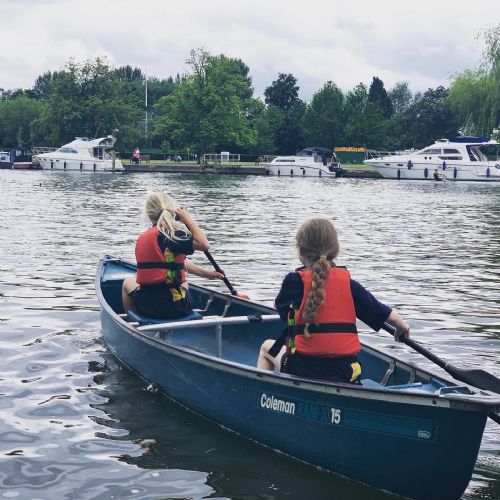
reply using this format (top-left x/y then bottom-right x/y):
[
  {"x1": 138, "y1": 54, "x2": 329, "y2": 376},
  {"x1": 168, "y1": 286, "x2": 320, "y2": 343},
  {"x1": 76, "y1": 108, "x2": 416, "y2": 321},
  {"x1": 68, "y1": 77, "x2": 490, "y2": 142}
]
[
  {"x1": 366, "y1": 161, "x2": 500, "y2": 181},
  {"x1": 37, "y1": 157, "x2": 123, "y2": 171}
]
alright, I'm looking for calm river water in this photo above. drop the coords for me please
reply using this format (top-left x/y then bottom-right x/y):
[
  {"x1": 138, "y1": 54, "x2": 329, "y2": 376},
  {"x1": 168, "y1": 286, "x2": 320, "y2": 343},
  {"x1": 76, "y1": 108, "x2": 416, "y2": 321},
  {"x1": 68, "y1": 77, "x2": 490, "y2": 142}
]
[{"x1": 0, "y1": 170, "x2": 499, "y2": 499}]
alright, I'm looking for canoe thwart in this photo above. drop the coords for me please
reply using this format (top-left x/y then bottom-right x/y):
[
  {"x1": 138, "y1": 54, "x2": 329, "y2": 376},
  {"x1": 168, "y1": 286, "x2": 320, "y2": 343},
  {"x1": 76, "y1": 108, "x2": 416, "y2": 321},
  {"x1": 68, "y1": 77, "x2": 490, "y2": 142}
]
[{"x1": 137, "y1": 313, "x2": 281, "y2": 332}]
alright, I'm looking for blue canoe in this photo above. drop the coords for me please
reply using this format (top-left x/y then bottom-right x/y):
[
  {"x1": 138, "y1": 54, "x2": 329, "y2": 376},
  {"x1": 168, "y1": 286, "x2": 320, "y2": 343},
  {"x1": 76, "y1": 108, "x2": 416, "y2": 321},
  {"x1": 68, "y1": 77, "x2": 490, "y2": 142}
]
[{"x1": 96, "y1": 256, "x2": 500, "y2": 499}]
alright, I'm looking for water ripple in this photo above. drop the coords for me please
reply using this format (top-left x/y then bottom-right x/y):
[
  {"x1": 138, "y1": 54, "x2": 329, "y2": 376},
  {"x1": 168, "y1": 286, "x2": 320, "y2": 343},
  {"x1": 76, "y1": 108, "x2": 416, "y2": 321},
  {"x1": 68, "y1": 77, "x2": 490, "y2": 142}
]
[{"x1": 0, "y1": 170, "x2": 499, "y2": 498}]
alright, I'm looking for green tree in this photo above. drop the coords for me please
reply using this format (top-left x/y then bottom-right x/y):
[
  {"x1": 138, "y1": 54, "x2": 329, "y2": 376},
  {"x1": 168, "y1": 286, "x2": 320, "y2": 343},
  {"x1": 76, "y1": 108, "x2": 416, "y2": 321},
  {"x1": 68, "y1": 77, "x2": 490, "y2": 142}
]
[
  {"x1": 301, "y1": 81, "x2": 344, "y2": 147},
  {"x1": 388, "y1": 81, "x2": 413, "y2": 115},
  {"x1": 395, "y1": 86, "x2": 458, "y2": 149},
  {"x1": 31, "y1": 71, "x2": 59, "y2": 100},
  {"x1": 271, "y1": 100, "x2": 306, "y2": 154},
  {"x1": 341, "y1": 83, "x2": 389, "y2": 148},
  {"x1": 368, "y1": 76, "x2": 393, "y2": 118},
  {"x1": 447, "y1": 25, "x2": 500, "y2": 135},
  {"x1": 152, "y1": 49, "x2": 257, "y2": 158},
  {"x1": 0, "y1": 96, "x2": 46, "y2": 147},
  {"x1": 264, "y1": 73, "x2": 300, "y2": 111},
  {"x1": 263, "y1": 73, "x2": 305, "y2": 153},
  {"x1": 30, "y1": 58, "x2": 142, "y2": 149}
]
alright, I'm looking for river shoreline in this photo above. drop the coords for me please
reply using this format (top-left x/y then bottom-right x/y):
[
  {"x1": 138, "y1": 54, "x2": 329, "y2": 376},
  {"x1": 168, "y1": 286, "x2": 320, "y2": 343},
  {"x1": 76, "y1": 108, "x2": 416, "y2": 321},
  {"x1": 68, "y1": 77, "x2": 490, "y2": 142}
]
[{"x1": 122, "y1": 162, "x2": 383, "y2": 178}]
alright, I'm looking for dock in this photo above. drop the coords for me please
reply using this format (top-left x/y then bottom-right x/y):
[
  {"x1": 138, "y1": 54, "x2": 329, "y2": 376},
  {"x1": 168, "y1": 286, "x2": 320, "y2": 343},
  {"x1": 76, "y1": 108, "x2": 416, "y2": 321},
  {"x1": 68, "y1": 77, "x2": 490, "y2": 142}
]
[{"x1": 122, "y1": 163, "x2": 382, "y2": 178}]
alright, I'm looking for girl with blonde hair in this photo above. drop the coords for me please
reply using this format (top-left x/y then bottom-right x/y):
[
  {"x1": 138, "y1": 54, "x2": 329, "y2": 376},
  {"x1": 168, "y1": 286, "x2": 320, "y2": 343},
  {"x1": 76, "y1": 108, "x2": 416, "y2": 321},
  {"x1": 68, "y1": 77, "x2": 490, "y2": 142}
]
[
  {"x1": 257, "y1": 218, "x2": 410, "y2": 383},
  {"x1": 122, "y1": 192, "x2": 223, "y2": 319}
]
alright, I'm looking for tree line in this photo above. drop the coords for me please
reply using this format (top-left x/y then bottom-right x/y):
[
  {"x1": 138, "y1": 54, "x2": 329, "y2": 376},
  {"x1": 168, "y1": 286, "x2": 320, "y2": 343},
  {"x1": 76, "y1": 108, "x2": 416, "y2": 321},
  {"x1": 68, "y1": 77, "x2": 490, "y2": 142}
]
[{"x1": 0, "y1": 25, "x2": 498, "y2": 158}]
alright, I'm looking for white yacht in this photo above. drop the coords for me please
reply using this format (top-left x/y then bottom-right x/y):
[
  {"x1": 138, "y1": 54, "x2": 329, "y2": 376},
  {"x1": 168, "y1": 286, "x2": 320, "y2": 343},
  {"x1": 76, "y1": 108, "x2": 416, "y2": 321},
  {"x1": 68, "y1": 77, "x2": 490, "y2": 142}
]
[
  {"x1": 364, "y1": 136, "x2": 500, "y2": 181},
  {"x1": 35, "y1": 136, "x2": 123, "y2": 171},
  {"x1": 260, "y1": 147, "x2": 343, "y2": 177}
]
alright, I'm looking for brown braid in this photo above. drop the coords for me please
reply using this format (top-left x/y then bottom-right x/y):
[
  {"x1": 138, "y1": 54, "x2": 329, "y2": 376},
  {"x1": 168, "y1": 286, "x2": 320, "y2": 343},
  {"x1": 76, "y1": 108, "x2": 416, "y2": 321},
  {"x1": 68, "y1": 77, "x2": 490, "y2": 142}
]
[{"x1": 295, "y1": 218, "x2": 340, "y2": 339}]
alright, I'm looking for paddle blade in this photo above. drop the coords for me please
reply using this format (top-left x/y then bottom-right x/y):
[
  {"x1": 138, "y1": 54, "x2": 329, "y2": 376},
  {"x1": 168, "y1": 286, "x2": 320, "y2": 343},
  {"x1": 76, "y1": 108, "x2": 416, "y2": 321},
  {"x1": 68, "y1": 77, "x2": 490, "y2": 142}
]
[
  {"x1": 383, "y1": 323, "x2": 500, "y2": 395},
  {"x1": 236, "y1": 292, "x2": 251, "y2": 300},
  {"x1": 447, "y1": 366, "x2": 500, "y2": 395}
]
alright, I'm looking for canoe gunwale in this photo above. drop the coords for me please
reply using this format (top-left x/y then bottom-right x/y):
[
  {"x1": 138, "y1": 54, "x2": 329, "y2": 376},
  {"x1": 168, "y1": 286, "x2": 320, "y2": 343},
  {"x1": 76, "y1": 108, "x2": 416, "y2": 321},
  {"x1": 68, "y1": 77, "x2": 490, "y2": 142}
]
[{"x1": 96, "y1": 257, "x2": 500, "y2": 414}]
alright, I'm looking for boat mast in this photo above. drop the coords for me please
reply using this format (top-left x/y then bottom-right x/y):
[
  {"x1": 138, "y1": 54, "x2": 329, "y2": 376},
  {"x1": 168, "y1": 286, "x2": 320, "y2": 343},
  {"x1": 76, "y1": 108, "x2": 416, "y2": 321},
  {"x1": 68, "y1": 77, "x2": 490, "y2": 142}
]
[{"x1": 144, "y1": 70, "x2": 148, "y2": 142}]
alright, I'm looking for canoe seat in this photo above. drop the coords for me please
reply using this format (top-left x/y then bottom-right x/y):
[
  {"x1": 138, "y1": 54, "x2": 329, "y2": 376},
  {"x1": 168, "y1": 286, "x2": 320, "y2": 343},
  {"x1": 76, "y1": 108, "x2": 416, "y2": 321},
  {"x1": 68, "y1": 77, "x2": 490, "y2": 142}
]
[
  {"x1": 127, "y1": 310, "x2": 202, "y2": 326},
  {"x1": 361, "y1": 378, "x2": 383, "y2": 389}
]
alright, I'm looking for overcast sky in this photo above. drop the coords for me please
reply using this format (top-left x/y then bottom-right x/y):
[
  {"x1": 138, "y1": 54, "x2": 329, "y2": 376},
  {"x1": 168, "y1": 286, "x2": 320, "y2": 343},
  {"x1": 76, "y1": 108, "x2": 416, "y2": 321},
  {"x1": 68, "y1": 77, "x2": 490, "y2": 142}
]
[{"x1": 1, "y1": 0, "x2": 497, "y2": 100}]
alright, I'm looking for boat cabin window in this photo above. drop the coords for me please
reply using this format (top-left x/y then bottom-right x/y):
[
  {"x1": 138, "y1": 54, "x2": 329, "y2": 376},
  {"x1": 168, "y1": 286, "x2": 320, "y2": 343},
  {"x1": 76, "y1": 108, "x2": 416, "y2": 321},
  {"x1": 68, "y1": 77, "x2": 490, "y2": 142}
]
[
  {"x1": 438, "y1": 149, "x2": 462, "y2": 160},
  {"x1": 93, "y1": 147, "x2": 104, "y2": 160},
  {"x1": 276, "y1": 158, "x2": 295, "y2": 163},
  {"x1": 470, "y1": 146, "x2": 487, "y2": 162},
  {"x1": 478, "y1": 144, "x2": 500, "y2": 161},
  {"x1": 418, "y1": 148, "x2": 442, "y2": 155},
  {"x1": 439, "y1": 155, "x2": 463, "y2": 160},
  {"x1": 57, "y1": 147, "x2": 78, "y2": 154}
]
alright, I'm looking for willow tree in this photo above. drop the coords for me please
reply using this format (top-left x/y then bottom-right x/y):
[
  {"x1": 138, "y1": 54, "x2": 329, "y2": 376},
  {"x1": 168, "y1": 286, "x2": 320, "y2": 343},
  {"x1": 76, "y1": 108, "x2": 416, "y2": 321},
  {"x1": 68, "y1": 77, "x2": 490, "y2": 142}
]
[
  {"x1": 447, "y1": 25, "x2": 500, "y2": 135},
  {"x1": 152, "y1": 49, "x2": 258, "y2": 158}
]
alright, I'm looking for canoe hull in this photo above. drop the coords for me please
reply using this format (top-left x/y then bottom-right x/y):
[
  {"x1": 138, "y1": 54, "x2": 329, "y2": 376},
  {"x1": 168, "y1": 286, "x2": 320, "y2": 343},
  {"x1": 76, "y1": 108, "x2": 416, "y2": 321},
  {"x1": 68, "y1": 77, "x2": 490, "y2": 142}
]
[{"x1": 101, "y1": 306, "x2": 487, "y2": 500}]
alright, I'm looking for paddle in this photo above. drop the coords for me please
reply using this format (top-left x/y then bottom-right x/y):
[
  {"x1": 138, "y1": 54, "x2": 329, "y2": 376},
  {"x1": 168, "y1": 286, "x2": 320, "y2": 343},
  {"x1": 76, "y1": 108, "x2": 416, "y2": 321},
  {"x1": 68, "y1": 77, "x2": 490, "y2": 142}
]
[
  {"x1": 204, "y1": 250, "x2": 250, "y2": 300},
  {"x1": 382, "y1": 323, "x2": 500, "y2": 394},
  {"x1": 383, "y1": 324, "x2": 500, "y2": 425}
]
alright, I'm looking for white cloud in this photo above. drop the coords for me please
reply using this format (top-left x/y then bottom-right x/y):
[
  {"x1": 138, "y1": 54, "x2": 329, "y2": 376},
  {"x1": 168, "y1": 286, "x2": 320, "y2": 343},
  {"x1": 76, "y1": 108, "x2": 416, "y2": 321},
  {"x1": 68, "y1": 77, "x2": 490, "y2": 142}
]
[{"x1": 0, "y1": 0, "x2": 496, "y2": 99}]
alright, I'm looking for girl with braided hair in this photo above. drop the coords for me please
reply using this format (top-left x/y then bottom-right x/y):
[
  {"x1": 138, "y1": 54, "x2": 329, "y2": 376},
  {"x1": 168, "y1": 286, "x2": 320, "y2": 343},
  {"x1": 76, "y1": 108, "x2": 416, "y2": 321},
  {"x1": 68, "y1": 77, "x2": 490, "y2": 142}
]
[
  {"x1": 257, "y1": 218, "x2": 410, "y2": 383},
  {"x1": 122, "y1": 192, "x2": 224, "y2": 319}
]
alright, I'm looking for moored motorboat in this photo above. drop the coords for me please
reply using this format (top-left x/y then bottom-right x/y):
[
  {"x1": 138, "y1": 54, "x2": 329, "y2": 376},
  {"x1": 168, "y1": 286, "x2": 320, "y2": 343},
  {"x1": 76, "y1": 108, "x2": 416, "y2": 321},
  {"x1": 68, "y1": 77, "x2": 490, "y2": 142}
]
[
  {"x1": 364, "y1": 136, "x2": 500, "y2": 181},
  {"x1": 260, "y1": 147, "x2": 343, "y2": 177},
  {"x1": 34, "y1": 136, "x2": 123, "y2": 171},
  {"x1": 0, "y1": 151, "x2": 13, "y2": 169},
  {"x1": 0, "y1": 149, "x2": 35, "y2": 169},
  {"x1": 96, "y1": 256, "x2": 500, "y2": 499},
  {"x1": 11, "y1": 148, "x2": 33, "y2": 169}
]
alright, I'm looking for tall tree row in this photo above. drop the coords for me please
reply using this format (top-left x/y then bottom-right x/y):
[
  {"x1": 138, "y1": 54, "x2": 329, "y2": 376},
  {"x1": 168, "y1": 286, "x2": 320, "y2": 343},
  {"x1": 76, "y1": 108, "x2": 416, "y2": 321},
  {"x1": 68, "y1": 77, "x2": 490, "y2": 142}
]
[
  {"x1": 0, "y1": 24, "x2": 498, "y2": 155},
  {"x1": 447, "y1": 25, "x2": 500, "y2": 135}
]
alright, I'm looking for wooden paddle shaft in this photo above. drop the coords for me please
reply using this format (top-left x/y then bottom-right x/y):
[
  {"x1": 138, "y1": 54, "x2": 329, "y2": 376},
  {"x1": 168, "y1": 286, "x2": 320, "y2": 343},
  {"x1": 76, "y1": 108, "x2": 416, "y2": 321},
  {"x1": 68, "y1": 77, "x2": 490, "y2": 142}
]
[{"x1": 204, "y1": 250, "x2": 238, "y2": 295}]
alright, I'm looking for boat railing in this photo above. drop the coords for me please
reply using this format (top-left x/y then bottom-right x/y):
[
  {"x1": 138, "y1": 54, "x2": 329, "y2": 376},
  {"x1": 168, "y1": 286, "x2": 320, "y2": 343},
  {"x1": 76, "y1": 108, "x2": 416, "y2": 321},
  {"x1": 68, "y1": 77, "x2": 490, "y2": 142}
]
[
  {"x1": 32, "y1": 146, "x2": 57, "y2": 156},
  {"x1": 364, "y1": 149, "x2": 392, "y2": 160},
  {"x1": 364, "y1": 149, "x2": 414, "y2": 160}
]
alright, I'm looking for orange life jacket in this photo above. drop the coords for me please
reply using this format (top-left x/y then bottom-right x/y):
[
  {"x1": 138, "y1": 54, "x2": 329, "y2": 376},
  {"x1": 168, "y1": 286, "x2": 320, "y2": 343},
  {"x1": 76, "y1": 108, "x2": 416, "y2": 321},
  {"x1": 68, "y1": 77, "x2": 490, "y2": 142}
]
[
  {"x1": 135, "y1": 227, "x2": 187, "y2": 285},
  {"x1": 294, "y1": 267, "x2": 360, "y2": 357}
]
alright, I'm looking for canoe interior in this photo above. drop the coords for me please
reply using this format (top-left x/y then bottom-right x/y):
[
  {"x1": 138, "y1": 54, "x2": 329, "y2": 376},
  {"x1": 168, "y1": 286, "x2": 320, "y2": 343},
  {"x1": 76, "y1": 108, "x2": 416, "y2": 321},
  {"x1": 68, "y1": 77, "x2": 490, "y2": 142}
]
[{"x1": 99, "y1": 256, "x2": 476, "y2": 395}]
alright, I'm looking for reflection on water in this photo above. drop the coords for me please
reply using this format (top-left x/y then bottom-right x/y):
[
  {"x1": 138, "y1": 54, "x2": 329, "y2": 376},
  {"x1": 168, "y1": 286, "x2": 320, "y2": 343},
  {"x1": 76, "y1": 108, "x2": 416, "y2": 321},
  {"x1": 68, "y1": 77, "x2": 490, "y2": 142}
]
[{"x1": 0, "y1": 170, "x2": 499, "y2": 499}]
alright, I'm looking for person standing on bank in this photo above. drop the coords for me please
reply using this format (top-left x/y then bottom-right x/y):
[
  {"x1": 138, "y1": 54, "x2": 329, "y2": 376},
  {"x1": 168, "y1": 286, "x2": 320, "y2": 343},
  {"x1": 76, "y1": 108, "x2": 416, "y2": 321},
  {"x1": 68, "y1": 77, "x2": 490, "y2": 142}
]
[
  {"x1": 122, "y1": 192, "x2": 224, "y2": 319},
  {"x1": 257, "y1": 218, "x2": 410, "y2": 383},
  {"x1": 132, "y1": 147, "x2": 140, "y2": 164}
]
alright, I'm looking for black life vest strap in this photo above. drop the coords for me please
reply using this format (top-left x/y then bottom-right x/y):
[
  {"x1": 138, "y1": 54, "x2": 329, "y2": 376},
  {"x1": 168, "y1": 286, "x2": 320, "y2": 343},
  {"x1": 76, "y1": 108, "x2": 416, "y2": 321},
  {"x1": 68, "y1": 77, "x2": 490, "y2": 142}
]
[
  {"x1": 269, "y1": 326, "x2": 289, "y2": 358},
  {"x1": 137, "y1": 261, "x2": 185, "y2": 270},
  {"x1": 291, "y1": 323, "x2": 358, "y2": 335}
]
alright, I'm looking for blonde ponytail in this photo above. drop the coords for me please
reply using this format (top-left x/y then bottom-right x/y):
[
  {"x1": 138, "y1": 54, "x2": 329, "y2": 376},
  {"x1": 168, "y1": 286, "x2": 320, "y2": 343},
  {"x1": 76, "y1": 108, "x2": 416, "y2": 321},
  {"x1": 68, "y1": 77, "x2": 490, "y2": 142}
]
[
  {"x1": 145, "y1": 192, "x2": 190, "y2": 241},
  {"x1": 295, "y1": 218, "x2": 340, "y2": 339},
  {"x1": 302, "y1": 257, "x2": 332, "y2": 338}
]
